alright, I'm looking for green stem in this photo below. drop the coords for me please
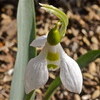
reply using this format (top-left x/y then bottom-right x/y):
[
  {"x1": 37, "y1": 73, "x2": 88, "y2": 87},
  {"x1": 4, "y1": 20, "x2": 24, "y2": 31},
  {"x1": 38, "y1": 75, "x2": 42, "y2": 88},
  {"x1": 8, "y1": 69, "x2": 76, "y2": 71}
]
[{"x1": 40, "y1": 3, "x2": 69, "y2": 37}]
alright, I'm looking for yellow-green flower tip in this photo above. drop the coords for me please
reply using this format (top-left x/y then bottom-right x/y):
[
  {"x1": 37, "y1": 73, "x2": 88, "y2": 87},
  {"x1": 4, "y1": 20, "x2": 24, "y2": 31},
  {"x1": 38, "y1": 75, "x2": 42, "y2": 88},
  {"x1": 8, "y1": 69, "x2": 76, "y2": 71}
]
[
  {"x1": 47, "y1": 64, "x2": 58, "y2": 70},
  {"x1": 47, "y1": 27, "x2": 61, "y2": 45}
]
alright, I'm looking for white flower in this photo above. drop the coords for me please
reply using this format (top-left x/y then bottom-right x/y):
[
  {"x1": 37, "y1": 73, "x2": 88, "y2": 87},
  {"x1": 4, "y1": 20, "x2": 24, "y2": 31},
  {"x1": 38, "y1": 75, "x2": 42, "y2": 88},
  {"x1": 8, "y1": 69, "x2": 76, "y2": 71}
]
[{"x1": 25, "y1": 35, "x2": 83, "y2": 94}]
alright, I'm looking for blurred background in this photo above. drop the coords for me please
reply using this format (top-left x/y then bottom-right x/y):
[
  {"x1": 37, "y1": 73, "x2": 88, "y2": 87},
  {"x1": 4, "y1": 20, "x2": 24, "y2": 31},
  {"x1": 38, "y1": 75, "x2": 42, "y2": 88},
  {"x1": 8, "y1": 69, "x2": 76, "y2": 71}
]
[{"x1": 0, "y1": 0, "x2": 100, "y2": 100}]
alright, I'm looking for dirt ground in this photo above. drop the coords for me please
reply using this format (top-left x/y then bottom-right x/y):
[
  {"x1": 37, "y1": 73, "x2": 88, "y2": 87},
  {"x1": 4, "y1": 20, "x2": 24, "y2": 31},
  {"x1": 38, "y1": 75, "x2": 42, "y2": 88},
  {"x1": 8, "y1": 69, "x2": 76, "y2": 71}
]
[{"x1": 0, "y1": 0, "x2": 100, "y2": 100}]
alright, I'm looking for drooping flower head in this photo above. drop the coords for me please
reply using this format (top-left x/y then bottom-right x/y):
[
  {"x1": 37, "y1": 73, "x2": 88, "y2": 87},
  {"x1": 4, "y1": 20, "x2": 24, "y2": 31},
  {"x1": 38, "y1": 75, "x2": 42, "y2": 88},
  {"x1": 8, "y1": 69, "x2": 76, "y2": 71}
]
[{"x1": 25, "y1": 3, "x2": 83, "y2": 94}]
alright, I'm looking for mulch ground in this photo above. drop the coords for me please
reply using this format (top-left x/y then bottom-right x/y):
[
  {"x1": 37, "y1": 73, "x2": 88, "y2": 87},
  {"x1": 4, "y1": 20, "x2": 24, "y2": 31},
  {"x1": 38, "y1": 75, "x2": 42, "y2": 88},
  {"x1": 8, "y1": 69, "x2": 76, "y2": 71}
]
[{"x1": 0, "y1": 0, "x2": 100, "y2": 100}]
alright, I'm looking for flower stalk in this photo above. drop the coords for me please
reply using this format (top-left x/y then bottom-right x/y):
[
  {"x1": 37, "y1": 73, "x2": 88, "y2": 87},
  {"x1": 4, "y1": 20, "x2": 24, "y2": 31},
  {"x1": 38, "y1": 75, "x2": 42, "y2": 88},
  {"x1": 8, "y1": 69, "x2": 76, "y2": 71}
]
[{"x1": 40, "y1": 3, "x2": 69, "y2": 37}]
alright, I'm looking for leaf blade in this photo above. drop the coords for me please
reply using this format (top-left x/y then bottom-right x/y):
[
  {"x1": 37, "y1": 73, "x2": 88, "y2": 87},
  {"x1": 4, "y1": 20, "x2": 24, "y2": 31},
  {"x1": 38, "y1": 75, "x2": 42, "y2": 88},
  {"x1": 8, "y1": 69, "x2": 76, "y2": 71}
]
[
  {"x1": 9, "y1": 0, "x2": 36, "y2": 100},
  {"x1": 77, "y1": 50, "x2": 100, "y2": 68}
]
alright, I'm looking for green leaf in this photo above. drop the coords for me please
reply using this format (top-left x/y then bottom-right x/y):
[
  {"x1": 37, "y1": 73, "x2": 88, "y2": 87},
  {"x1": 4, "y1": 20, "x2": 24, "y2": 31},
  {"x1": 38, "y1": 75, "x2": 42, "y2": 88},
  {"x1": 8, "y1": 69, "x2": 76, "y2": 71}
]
[
  {"x1": 9, "y1": 0, "x2": 36, "y2": 100},
  {"x1": 44, "y1": 77, "x2": 61, "y2": 100},
  {"x1": 40, "y1": 3, "x2": 69, "y2": 37},
  {"x1": 44, "y1": 50, "x2": 100, "y2": 100},
  {"x1": 77, "y1": 50, "x2": 100, "y2": 68},
  {"x1": 24, "y1": 91, "x2": 35, "y2": 100}
]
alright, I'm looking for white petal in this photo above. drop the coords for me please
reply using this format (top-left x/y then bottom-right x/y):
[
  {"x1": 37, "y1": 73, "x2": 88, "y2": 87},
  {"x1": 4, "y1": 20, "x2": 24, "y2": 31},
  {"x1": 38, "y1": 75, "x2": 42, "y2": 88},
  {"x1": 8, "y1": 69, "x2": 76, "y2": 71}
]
[
  {"x1": 25, "y1": 56, "x2": 48, "y2": 94},
  {"x1": 25, "y1": 45, "x2": 48, "y2": 94},
  {"x1": 59, "y1": 44, "x2": 83, "y2": 94},
  {"x1": 30, "y1": 35, "x2": 47, "y2": 47}
]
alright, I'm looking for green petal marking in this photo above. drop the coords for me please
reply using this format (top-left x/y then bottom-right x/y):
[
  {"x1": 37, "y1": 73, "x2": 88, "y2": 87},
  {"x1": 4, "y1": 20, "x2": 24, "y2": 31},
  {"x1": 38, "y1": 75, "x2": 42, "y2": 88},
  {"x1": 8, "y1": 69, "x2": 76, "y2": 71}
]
[
  {"x1": 40, "y1": 3, "x2": 69, "y2": 37},
  {"x1": 47, "y1": 52, "x2": 59, "y2": 61},
  {"x1": 47, "y1": 64, "x2": 58, "y2": 69}
]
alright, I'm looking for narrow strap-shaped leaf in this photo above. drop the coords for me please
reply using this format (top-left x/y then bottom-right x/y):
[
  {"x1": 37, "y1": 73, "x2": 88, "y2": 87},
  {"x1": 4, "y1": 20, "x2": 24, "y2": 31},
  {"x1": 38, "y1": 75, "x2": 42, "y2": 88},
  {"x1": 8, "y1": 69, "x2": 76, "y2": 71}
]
[
  {"x1": 24, "y1": 90, "x2": 35, "y2": 100},
  {"x1": 9, "y1": 0, "x2": 36, "y2": 100},
  {"x1": 44, "y1": 77, "x2": 61, "y2": 100},
  {"x1": 77, "y1": 50, "x2": 100, "y2": 68},
  {"x1": 40, "y1": 3, "x2": 69, "y2": 37},
  {"x1": 44, "y1": 50, "x2": 100, "y2": 100}
]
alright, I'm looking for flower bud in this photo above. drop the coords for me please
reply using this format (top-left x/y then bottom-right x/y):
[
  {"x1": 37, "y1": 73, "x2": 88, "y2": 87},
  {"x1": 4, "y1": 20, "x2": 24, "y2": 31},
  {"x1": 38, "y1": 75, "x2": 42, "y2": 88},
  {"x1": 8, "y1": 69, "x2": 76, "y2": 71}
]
[{"x1": 47, "y1": 27, "x2": 61, "y2": 45}]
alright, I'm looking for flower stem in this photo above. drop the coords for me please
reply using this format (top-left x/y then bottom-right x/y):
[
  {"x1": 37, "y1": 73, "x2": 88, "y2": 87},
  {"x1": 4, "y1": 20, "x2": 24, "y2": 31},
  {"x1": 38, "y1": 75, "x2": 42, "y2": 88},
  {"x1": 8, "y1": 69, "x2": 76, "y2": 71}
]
[{"x1": 40, "y1": 3, "x2": 69, "y2": 38}]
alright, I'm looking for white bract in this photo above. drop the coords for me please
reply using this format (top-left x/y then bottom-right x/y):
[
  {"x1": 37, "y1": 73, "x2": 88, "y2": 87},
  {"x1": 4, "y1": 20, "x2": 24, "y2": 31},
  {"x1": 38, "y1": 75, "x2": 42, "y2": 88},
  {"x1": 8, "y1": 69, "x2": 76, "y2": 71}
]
[{"x1": 25, "y1": 35, "x2": 83, "y2": 94}]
